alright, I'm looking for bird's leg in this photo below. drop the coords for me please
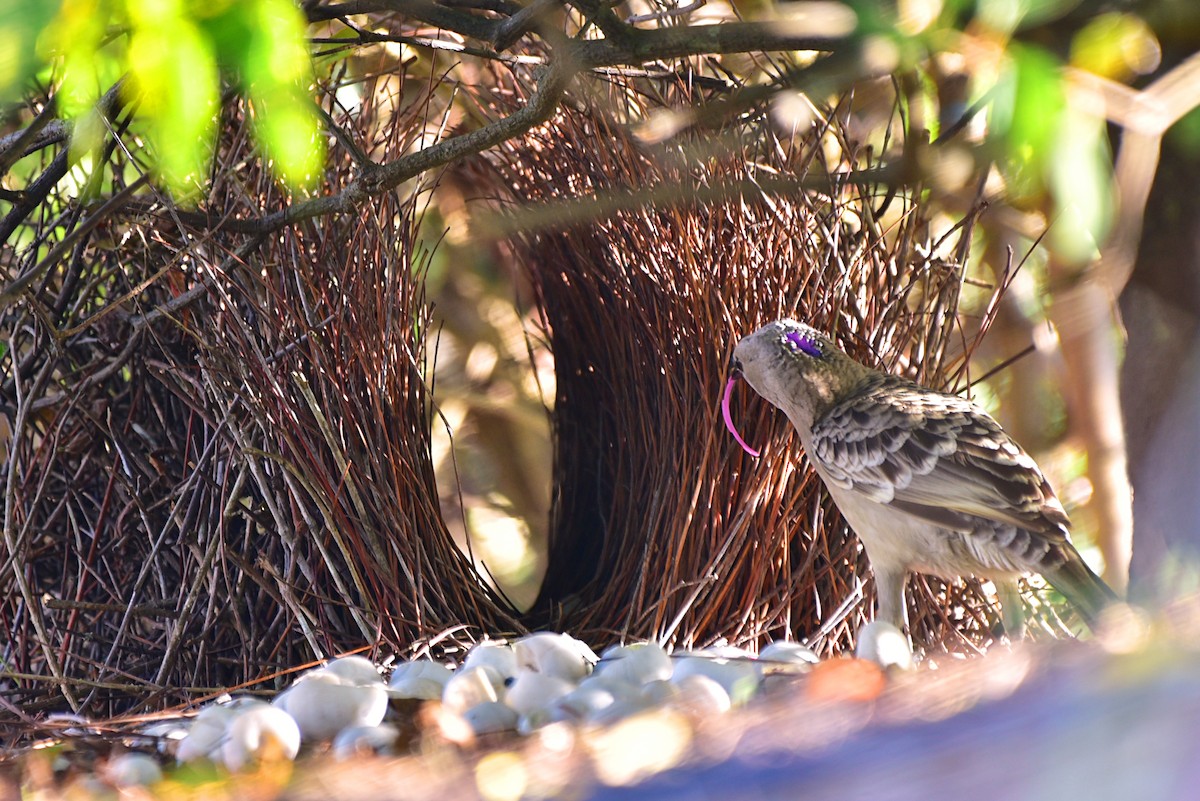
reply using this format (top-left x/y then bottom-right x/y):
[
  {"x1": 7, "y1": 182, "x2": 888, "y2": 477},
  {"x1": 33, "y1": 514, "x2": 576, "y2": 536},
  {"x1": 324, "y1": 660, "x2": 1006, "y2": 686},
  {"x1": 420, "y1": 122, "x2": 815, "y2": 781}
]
[
  {"x1": 872, "y1": 565, "x2": 910, "y2": 633},
  {"x1": 997, "y1": 579, "x2": 1027, "y2": 640}
]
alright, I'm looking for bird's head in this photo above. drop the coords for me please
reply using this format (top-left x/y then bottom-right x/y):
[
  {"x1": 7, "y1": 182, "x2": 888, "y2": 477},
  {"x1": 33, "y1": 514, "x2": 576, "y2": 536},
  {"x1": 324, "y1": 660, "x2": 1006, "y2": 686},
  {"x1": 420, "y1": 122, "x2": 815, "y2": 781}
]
[{"x1": 732, "y1": 319, "x2": 870, "y2": 432}]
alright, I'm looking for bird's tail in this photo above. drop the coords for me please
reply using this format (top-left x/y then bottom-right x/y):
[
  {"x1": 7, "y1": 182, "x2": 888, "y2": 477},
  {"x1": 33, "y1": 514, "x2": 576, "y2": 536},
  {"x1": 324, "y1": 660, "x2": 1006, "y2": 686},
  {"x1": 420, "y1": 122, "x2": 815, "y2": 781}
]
[{"x1": 1045, "y1": 551, "x2": 1119, "y2": 629}]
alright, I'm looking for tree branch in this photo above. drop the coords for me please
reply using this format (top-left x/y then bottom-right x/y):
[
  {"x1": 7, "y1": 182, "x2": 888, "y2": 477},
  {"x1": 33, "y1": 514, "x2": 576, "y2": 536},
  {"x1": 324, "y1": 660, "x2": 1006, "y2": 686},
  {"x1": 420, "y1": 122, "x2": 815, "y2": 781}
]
[
  {"x1": 305, "y1": 0, "x2": 846, "y2": 64},
  {"x1": 261, "y1": 62, "x2": 572, "y2": 233},
  {"x1": 309, "y1": 0, "x2": 502, "y2": 42},
  {"x1": 576, "y1": 21, "x2": 847, "y2": 68}
]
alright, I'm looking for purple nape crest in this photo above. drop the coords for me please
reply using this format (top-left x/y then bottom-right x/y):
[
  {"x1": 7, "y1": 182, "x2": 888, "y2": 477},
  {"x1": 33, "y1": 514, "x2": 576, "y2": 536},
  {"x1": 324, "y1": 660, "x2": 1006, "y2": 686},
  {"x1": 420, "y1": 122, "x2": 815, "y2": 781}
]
[
  {"x1": 785, "y1": 330, "x2": 822, "y2": 358},
  {"x1": 722, "y1": 375, "x2": 761, "y2": 457}
]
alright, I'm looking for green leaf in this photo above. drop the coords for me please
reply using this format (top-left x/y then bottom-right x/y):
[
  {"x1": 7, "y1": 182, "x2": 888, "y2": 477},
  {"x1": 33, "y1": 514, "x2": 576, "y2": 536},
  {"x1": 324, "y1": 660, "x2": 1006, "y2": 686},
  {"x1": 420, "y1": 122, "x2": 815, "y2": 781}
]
[
  {"x1": 200, "y1": 0, "x2": 324, "y2": 190},
  {"x1": 991, "y1": 44, "x2": 1064, "y2": 201},
  {"x1": 1167, "y1": 106, "x2": 1200, "y2": 157},
  {"x1": 41, "y1": 0, "x2": 113, "y2": 118},
  {"x1": 0, "y1": 0, "x2": 62, "y2": 102},
  {"x1": 241, "y1": 0, "x2": 324, "y2": 189},
  {"x1": 252, "y1": 93, "x2": 324, "y2": 188},
  {"x1": 126, "y1": 4, "x2": 219, "y2": 200},
  {"x1": 1047, "y1": 107, "x2": 1112, "y2": 265}
]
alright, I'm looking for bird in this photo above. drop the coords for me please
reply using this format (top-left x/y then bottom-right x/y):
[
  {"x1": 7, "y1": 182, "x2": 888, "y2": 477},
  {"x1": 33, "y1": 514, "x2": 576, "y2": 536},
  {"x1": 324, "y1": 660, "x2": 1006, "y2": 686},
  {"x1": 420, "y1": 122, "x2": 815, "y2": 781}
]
[{"x1": 727, "y1": 318, "x2": 1117, "y2": 635}]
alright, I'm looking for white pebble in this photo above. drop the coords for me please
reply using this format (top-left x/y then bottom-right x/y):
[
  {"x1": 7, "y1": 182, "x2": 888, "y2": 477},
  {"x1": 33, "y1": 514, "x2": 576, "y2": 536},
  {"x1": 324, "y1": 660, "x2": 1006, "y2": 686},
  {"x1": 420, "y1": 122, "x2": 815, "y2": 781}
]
[
  {"x1": 139, "y1": 721, "x2": 190, "y2": 755},
  {"x1": 332, "y1": 723, "x2": 399, "y2": 759},
  {"x1": 855, "y1": 621, "x2": 913, "y2": 671},
  {"x1": 594, "y1": 643, "x2": 673, "y2": 685},
  {"x1": 513, "y1": 632, "x2": 597, "y2": 682},
  {"x1": 462, "y1": 641, "x2": 518, "y2": 681},
  {"x1": 586, "y1": 692, "x2": 656, "y2": 726},
  {"x1": 221, "y1": 703, "x2": 301, "y2": 771},
  {"x1": 388, "y1": 659, "x2": 453, "y2": 700},
  {"x1": 553, "y1": 682, "x2": 617, "y2": 722},
  {"x1": 641, "y1": 679, "x2": 680, "y2": 705},
  {"x1": 463, "y1": 701, "x2": 519, "y2": 735},
  {"x1": 759, "y1": 640, "x2": 819, "y2": 666},
  {"x1": 272, "y1": 665, "x2": 388, "y2": 743},
  {"x1": 176, "y1": 703, "x2": 240, "y2": 763},
  {"x1": 324, "y1": 655, "x2": 383, "y2": 685},
  {"x1": 671, "y1": 656, "x2": 760, "y2": 704},
  {"x1": 105, "y1": 753, "x2": 163, "y2": 787},
  {"x1": 669, "y1": 674, "x2": 732, "y2": 716},
  {"x1": 442, "y1": 665, "x2": 503, "y2": 711},
  {"x1": 504, "y1": 670, "x2": 576, "y2": 718}
]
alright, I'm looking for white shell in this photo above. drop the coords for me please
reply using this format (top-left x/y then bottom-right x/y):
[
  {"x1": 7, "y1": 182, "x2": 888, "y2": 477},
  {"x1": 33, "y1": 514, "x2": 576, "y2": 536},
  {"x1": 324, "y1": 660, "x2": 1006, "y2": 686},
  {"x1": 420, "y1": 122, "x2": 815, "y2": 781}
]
[
  {"x1": 105, "y1": 753, "x2": 163, "y2": 787},
  {"x1": 697, "y1": 644, "x2": 756, "y2": 660},
  {"x1": 671, "y1": 656, "x2": 759, "y2": 704},
  {"x1": 332, "y1": 724, "x2": 400, "y2": 759},
  {"x1": 442, "y1": 665, "x2": 503, "y2": 711},
  {"x1": 512, "y1": 632, "x2": 597, "y2": 682},
  {"x1": 641, "y1": 679, "x2": 680, "y2": 705},
  {"x1": 594, "y1": 643, "x2": 673, "y2": 685},
  {"x1": 462, "y1": 641, "x2": 518, "y2": 681},
  {"x1": 221, "y1": 703, "x2": 301, "y2": 771},
  {"x1": 855, "y1": 621, "x2": 914, "y2": 671},
  {"x1": 553, "y1": 682, "x2": 617, "y2": 722},
  {"x1": 587, "y1": 693, "x2": 656, "y2": 726},
  {"x1": 324, "y1": 655, "x2": 383, "y2": 685},
  {"x1": 504, "y1": 669, "x2": 576, "y2": 718},
  {"x1": 272, "y1": 667, "x2": 388, "y2": 742},
  {"x1": 759, "y1": 640, "x2": 820, "y2": 666},
  {"x1": 462, "y1": 701, "x2": 519, "y2": 735},
  {"x1": 139, "y1": 720, "x2": 190, "y2": 755},
  {"x1": 669, "y1": 674, "x2": 732, "y2": 716},
  {"x1": 388, "y1": 660, "x2": 453, "y2": 700},
  {"x1": 176, "y1": 703, "x2": 240, "y2": 763}
]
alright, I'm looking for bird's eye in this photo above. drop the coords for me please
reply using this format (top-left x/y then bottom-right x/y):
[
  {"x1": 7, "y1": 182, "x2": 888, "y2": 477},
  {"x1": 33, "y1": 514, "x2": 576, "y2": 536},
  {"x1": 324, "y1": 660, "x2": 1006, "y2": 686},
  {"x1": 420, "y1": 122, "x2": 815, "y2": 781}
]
[{"x1": 785, "y1": 331, "x2": 822, "y2": 358}]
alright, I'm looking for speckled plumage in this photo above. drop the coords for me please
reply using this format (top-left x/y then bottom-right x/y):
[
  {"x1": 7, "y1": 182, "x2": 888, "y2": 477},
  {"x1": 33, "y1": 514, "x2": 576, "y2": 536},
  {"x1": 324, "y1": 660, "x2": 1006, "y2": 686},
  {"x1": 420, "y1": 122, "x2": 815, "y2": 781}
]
[{"x1": 733, "y1": 319, "x2": 1116, "y2": 632}]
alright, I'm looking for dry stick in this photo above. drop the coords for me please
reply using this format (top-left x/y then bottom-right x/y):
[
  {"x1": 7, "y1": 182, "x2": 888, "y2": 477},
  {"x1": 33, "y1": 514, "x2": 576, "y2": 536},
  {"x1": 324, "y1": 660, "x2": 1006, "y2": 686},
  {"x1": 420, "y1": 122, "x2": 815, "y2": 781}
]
[
  {"x1": 285, "y1": 384, "x2": 384, "y2": 639},
  {"x1": 0, "y1": 176, "x2": 151, "y2": 313},
  {"x1": 152, "y1": 501, "x2": 228, "y2": 687},
  {"x1": 0, "y1": 96, "x2": 61, "y2": 177},
  {"x1": 259, "y1": 559, "x2": 329, "y2": 660},
  {"x1": 0, "y1": 84, "x2": 124, "y2": 249},
  {"x1": 128, "y1": 235, "x2": 267, "y2": 330},
  {"x1": 249, "y1": 442, "x2": 380, "y2": 644},
  {"x1": 3, "y1": 348, "x2": 78, "y2": 710},
  {"x1": 89, "y1": 420, "x2": 229, "y2": 704},
  {"x1": 121, "y1": 63, "x2": 570, "y2": 337},
  {"x1": 294, "y1": 373, "x2": 390, "y2": 572},
  {"x1": 223, "y1": 404, "x2": 326, "y2": 609}
]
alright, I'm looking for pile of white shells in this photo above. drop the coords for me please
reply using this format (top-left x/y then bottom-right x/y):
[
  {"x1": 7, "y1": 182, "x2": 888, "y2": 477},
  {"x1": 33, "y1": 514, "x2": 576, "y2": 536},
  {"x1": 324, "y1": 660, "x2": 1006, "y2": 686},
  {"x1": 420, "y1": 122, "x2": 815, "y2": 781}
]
[{"x1": 154, "y1": 631, "x2": 874, "y2": 775}]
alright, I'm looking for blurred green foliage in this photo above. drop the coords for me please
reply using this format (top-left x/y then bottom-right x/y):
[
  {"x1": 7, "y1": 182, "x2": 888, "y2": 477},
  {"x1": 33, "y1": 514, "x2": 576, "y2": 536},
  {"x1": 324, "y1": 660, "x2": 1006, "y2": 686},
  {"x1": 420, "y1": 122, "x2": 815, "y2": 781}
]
[
  {"x1": 0, "y1": 0, "x2": 60, "y2": 100},
  {"x1": 836, "y1": 2, "x2": 1140, "y2": 267},
  {"x1": 13, "y1": 0, "x2": 324, "y2": 200},
  {"x1": 990, "y1": 44, "x2": 1112, "y2": 264}
]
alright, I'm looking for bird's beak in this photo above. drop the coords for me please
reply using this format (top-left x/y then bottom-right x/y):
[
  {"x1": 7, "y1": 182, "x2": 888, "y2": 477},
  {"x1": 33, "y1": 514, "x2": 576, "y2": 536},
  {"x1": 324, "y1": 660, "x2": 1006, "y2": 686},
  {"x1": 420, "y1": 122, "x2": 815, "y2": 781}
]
[{"x1": 722, "y1": 366, "x2": 760, "y2": 457}]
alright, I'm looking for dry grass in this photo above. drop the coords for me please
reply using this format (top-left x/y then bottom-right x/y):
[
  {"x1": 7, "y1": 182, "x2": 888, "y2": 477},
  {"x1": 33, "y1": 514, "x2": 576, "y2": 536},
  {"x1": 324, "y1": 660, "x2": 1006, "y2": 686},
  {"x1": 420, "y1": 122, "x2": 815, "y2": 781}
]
[
  {"x1": 0, "y1": 54, "x2": 522, "y2": 723},
  {"x1": 481, "y1": 67, "x2": 1027, "y2": 654}
]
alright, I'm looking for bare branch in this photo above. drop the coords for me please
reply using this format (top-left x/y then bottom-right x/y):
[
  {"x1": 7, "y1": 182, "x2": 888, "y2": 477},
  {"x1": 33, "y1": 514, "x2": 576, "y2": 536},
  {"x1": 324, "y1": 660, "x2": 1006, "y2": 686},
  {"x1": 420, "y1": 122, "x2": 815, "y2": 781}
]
[
  {"x1": 308, "y1": 0, "x2": 503, "y2": 42},
  {"x1": 266, "y1": 62, "x2": 572, "y2": 232},
  {"x1": 576, "y1": 22, "x2": 846, "y2": 67},
  {"x1": 0, "y1": 97, "x2": 63, "y2": 178},
  {"x1": 306, "y1": 0, "x2": 846, "y2": 64}
]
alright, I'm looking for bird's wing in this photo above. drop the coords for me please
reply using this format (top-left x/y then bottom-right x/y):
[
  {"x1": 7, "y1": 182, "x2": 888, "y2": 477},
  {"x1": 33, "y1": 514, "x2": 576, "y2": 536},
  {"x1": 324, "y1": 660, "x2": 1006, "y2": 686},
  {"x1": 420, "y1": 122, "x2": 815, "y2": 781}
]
[{"x1": 810, "y1": 373, "x2": 1071, "y2": 541}]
